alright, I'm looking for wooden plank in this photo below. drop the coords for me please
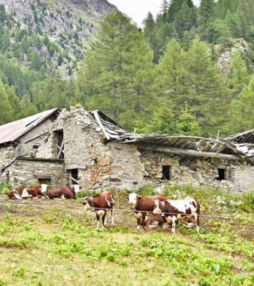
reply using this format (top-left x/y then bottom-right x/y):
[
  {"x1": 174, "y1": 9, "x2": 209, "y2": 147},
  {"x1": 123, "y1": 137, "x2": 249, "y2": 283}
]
[
  {"x1": 24, "y1": 130, "x2": 51, "y2": 144},
  {"x1": 137, "y1": 144, "x2": 241, "y2": 160},
  {"x1": 93, "y1": 111, "x2": 111, "y2": 140},
  {"x1": 57, "y1": 141, "x2": 64, "y2": 159},
  {"x1": 66, "y1": 164, "x2": 87, "y2": 170}
]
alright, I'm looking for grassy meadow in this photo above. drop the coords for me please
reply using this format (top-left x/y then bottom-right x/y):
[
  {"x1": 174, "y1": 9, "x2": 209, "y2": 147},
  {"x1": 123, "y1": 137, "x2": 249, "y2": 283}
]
[{"x1": 0, "y1": 186, "x2": 254, "y2": 286}]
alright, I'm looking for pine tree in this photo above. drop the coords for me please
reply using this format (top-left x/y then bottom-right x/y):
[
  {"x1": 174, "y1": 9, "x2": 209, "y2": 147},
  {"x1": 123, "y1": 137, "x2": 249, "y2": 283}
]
[
  {"x1": 155, "y1": 39, "x2": 185, "y2": 101},
  {"x1": 184, "y1": 37, "x2": 227, "y2": 136},
  {"x1": 78, "y1": 12, "x2": 154, "y2": 129},
  {"x1": 197, "y1": 0, "x2": 216, "y2": 41},
  {"x1": 227, "y1": 49, "x2": 249, "y2": 100},
  {"x1": 167, "y1": 0, "x2": 185, "y2": 23},
  {"x1": 229, "y1": 76, "x2": 254, "y2": 133},
  {"x1": 173, "y1": 0, "x2": 197, "y2": 40},
  {"x1": 0, "y1": 81, "x2": 14, "y2": 124},
  {"x1": 160, "y1": 0, "x2": 169, "y2": 15},
  {"x1": 143, "y1": 12, "x2": 157, "y2": 58}
]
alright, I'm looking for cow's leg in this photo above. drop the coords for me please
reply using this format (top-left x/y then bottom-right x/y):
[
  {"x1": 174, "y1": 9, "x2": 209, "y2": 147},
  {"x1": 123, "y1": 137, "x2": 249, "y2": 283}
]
[
  {"x1": 141, "y1": 212, "x2": 147, "y2": 232},
  {"x1": 194, "y1": 213, "x2": 200, "y2": 233},
  {"x1": 111, "y1": 208, "x2": 115, "y2": 225},
  {"x1": 135, "y1": 212, "x2": 142, "y2": 230},
  {"x1": 162, "y1": 216, "x2": 168, "y2": 230},
  {"x1": 171, "y1": 216, "x2": 177, "y2": 234},
  {"x1": 102, "y1": 212, "x2": 107, "y2": 228},
  {"x1": 96, "y1": 213, "x2": 100, "y2": 228}
]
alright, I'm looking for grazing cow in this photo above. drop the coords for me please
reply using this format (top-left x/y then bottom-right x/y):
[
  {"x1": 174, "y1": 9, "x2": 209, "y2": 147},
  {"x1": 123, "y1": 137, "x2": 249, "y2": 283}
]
[
  {"x1": 48, "y1": 185, "x2": 80, "y2": 199},
  {"x1": 83, "y1": 191, "x2": 114, "y2": 228},
  {"x1": 153, "y1": 198, "x2": 200, "y2": 234},
  {"x1": 145, "y1": 214, "x2": 165, "y2": 229},
  {"x1": 128, "y1": 193, "x2": 167, "y2": 231}
]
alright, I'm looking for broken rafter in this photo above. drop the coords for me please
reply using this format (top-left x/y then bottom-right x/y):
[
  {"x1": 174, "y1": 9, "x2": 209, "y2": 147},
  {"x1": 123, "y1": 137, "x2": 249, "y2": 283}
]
[
  {"x1": 137, "y1": 144, "x2": 241, "y2": 160},
  {"x1": 24, "y1": 130, "x2": 51, "y2": 144},
  {"x1": 57, "y1": 141, "x2": 64, "y2": 159}
]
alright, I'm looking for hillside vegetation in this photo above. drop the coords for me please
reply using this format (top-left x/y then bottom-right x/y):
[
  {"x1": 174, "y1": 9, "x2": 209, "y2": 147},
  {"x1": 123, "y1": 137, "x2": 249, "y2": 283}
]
[
  {"x1": 1, "y1": 0, "x2": 254, "y2": 138},
  {"x1": 0, "y1": 186, "x2": 254, "y2": 285}
]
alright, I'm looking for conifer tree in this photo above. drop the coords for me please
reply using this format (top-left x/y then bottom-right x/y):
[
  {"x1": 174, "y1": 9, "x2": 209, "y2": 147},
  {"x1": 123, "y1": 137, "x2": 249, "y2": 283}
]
[
  {"x1": 0, "y1": 81, "x2": 14, "y2": 124},
  {"x1": 173, "y1": 0, "x2": 197, "y2": 40},
  {"x1": 155, "y1": 39, "x2": 185, "y2": 100},
  {"x1": 227, "y1": 49, "x2": 249, "y2": 100},
  {"x1": 184, "y1": 37, "x2": 227, "y2": 135},
  {"x1": 78, "y1": 12, "x2": 154, "y2": 129},
  {"x1": 167, "y1": 0, "x2": 185, "y2": 23},
  {"x1": 197, "y1": 0, "x2": 216, "y2": 41},
  {"x1": 229, "y1": 76, "x2": 254, "y2": 133}
]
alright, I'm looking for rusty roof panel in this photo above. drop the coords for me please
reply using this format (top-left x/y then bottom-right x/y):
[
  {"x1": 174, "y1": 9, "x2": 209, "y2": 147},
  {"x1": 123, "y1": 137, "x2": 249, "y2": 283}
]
[{"x1": 0, "y1": 108, "x2": 59, "y2": 145}]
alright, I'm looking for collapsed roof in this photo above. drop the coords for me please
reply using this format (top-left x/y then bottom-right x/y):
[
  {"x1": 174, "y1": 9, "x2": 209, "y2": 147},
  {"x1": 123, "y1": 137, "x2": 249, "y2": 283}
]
[
  {"x1": 0, "y1": 108, "x2": 253, "y2": 160},
  {"x1": 92, "y1": 110, "x2": 253, "y2": 160}
]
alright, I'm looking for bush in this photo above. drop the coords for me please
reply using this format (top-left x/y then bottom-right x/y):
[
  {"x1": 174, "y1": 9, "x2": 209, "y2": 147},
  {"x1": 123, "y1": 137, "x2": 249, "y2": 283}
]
[
  {"x1": 0, "y1": 182, "x2": 12, "y2": 195},
  {"x1": 137, "y1": 185, "x2": 156, "y2": 196},
  {"x1": 76, "y1": 190, "x2": 96, "y2": 199},
  {"x1": 241, "y1": 191, "x2": 254, "y2": 212}
]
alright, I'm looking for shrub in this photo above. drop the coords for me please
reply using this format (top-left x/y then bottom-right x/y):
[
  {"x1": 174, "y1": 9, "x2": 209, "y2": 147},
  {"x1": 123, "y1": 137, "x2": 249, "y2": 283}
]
[
  {"x1": 137, "y1": 185, "x2": 156, "y2": 196},
  {"x1": 0, "y1": 182, "x2": 12, "y2": 195},
  {"x1": 76, "y1": 190, "x2": 95, "y2": 199}
]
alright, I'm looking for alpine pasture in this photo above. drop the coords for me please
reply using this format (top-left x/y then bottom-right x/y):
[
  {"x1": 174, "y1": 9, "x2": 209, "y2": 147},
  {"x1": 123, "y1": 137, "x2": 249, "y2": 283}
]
[{"x1": 0, "y1": 186, "x2": 254, "y2": 286}]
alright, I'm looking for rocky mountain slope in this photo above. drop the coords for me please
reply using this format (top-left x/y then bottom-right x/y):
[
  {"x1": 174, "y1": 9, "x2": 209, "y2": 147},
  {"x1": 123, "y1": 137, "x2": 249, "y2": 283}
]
[{"x1": 0, "y1": 0, "x2": 117, "y2": 77}]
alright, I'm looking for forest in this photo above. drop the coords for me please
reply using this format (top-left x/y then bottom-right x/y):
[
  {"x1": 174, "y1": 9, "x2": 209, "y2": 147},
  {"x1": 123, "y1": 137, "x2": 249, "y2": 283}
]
[{"x1": 1, "y1": 0, "x2": 254, "y2": 137}]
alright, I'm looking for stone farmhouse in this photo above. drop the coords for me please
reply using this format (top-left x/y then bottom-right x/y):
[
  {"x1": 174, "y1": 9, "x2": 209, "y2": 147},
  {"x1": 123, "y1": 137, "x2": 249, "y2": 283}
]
[{"x1": 0, "y1": 105, "x2": 254, "y2": 192}]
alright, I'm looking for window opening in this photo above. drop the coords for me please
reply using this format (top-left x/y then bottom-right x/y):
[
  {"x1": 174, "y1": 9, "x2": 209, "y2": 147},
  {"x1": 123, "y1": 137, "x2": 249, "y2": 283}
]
[
  {"x1": 162, "y1": 166, "x2": 171, "y2": 180},
  {"x1": 55, "y1": 130, "x2": 64, "y2": 159},
  {"x1": 217, "y1": 168, "x2": 226, "y2": 181},
  {"x1": 38, "y1": 178, "x2": 51, "y2": 185}
]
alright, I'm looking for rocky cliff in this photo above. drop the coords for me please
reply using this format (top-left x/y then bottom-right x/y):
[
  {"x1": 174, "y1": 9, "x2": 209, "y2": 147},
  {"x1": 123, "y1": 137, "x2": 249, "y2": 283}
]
[{"x1": 0, "y1": 0, "x2": 117, "y2": 77}]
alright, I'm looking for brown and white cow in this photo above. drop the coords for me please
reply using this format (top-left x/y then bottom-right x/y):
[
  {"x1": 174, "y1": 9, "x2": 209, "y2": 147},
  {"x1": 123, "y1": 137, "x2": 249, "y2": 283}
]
[
  {"x1": 7, "y1": 184, "x2": 48, "y2": 199},
  {"x1": 83, "y1": 191, "x2": 115, "y2": 228},
  {"x1": 129, "y1": 193, "x2": 167, "y2": 231},
  {"x1": 153, "y1": 198, "x2": 200, "y2": 234},
  {"x1": 48, "y1": 185, "x2": 80, "y2": 199}
]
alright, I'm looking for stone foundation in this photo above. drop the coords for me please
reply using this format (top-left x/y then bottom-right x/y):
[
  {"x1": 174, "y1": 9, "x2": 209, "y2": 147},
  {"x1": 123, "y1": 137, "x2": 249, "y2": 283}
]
[{"x1": 4, "y1": 158, "x2": 67, "y2": 187}]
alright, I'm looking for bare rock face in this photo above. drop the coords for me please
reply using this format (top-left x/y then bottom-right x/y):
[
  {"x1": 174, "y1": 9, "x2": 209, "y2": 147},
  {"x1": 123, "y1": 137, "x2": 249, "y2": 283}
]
[
  {"x1": 217, "y1": 38, "x2": 250, "y2": 75},
  {"x1": 71, "y1": 0, "x2": 117, "y2": 19},
  {"x1": 0, "y1": 0, "x2": 117, "y2": 78}
]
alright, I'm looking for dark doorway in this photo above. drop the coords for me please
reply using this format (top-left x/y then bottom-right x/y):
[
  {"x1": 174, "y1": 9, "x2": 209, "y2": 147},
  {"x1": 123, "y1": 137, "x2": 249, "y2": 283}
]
[
  {"x1": 162, "y1": 166, "x2": 171, "y2": 180},
  {"x1": 70, "y1": 169, "x2": 79, "y2": 185},
  {"x1": 55, "y1": 130, "x2": 64, "y2": 159},
  {"x1": 217, "y1": 168, "x2": 226, "y2": 181}
]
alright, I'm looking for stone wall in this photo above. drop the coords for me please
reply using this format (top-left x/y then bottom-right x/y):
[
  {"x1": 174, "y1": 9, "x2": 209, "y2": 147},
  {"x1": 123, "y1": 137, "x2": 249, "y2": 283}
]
[
  {"x1": 0, "y1": 145, "x2": 14, "y2": 168},
  {"x1": 7, "y1": 158, "x2": 67, "y2": 187},
  {"x1": 19, "y1": 118, "x2": 57, "y2": 159},
  {"x1": 140, "y1": 150, "x2": 237, "y2": 190},
  {"x1": 63, "y1": 106, "x2": 144, "y2": 190},
  {"x1": 231, "y1": 164, "x2": 254, "y2": 192}
]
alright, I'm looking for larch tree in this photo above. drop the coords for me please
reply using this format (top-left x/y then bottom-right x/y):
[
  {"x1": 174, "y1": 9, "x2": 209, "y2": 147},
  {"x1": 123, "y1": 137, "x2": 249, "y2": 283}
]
[
  {"x1": 184, "y1": 37, "x2": 227, "y2": 136},
  {"x1": 78, "y1": 12, "x2": 155, "y2": 130},
  {"x1": 0, "y1": 81, "x2": 14, "y2": 124}
]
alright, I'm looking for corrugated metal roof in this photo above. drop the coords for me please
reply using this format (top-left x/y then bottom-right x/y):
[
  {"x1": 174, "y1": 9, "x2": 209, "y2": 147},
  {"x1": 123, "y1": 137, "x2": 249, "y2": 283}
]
[
  {"x1": 91, "y1": 110, "x2": 249, "y2": 159},
  {"x1": 0, "y1": 108, "x2": 59, "y2": 145}
]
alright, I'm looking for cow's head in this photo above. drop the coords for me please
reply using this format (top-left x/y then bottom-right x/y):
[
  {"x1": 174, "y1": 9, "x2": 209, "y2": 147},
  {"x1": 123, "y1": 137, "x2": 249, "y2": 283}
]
[
  {"x1": 41, "y1": 184, "x2": 48, "y2": 193},
  {"x1": 129, "y1": 193, "x2": 138, "y2": 208},
  {"x1": 153, "y1": 200, "x2": 162, "y2": 215},
  {"x1": 105, "y1": 195, "x2": 114, "y2": 207},
  {"x1": 73, "y1": 185, "x2": 80, "y2": 193},
  {"x1": 83, "y1": 197, "x2": 92, "y2": 211}
]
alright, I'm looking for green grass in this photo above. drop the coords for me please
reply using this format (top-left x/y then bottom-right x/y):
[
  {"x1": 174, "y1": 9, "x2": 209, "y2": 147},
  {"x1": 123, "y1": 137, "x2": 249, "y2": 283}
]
[{"x1": 0, "y1": 188, "x2": 254, "y2": 286}]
